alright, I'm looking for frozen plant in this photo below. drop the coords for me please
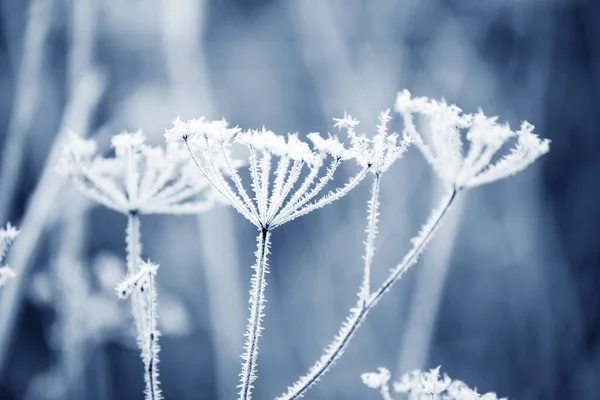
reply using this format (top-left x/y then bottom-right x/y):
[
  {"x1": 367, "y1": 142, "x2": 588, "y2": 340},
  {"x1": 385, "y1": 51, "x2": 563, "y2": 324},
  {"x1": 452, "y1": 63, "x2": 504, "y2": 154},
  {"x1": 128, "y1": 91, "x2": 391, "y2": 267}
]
[
  {"x1": 0, "y1": 222, "x2": 19, "y2": 289},
  {"x1": 58, "y1": 131, "x2": 222, "y2": 400},
  {"x1": 165, "y1": 113, "x2": 407, "y2": 400},
  {"x1": 395, "y1": 89, "x2": 550, "y2": 190},
  {"x1": 116, "y1": 260, "x2": 161, "y2": 400},
  {"x1": 361, "y1": 366, "x2": 507, "y2": 400},
  {"x1": 277, "y1": 91, "x2": 550, "y2": 399},
  {"x1": 276, "y1": 111, "x2": 412, "y2": 400}
]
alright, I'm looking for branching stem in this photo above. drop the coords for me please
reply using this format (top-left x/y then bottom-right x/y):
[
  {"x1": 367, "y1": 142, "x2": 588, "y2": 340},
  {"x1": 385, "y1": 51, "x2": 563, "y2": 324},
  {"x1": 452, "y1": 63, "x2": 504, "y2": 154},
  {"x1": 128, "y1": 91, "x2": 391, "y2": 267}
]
[{"x1": 276, "y1": 189, "x2": 458, "y2": 400}]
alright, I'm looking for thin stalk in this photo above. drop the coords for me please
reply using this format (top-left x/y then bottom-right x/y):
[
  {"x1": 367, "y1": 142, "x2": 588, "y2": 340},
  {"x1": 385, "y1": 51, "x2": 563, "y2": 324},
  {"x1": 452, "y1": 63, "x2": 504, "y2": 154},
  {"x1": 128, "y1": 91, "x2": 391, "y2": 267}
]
[
  {"x1": 276, "y1": 189, "x2": 457, "y2": 400},
  {"x1": 220, "y1": 143, "x2": 260, "y2": 221},
  {"x1": 274, "y1": 165, "x2": 370, "y2": 228},
  {"x1": 185, "y1": 139, "x2": 258, "y2": 225},
  {"x1": 126, "y1": 212, "x2": 160, "y2": 400},
  {"x1": 249, "y1": 147, "x2": 265, "y2": 222},
  {"x1": 239, "y1": 228, "x2": 271, "y2": 400},
  {"x1": 274, "y1": 158, "x2": 341, "y2": 225},
  {"x1": 380, "y1": 383, "x2": 394, "y2": 400},
  {"x1": 360, "y1": 173, "x2": 381, "y2": 302},
  {"x1": 144, "y1": 268, "x2": 161, "y2": 400},
  {"x1": 126, "y1": 212, "x2": 146, "y2": 336}
]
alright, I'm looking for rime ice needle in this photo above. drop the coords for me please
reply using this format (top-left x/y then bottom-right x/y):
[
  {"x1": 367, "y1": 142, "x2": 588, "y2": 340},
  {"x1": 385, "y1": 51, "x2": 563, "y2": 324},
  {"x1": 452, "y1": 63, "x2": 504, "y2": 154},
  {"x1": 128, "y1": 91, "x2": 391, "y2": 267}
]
[
  {"x1": 166, "y1": 114, "x2": 400, "y2": 400},
  {"x1": 277, "y1": 91, "x2": 550, "y2": 400},
  {"x1": 58, "y1": 131, "x2": 223, "y2": 400}
]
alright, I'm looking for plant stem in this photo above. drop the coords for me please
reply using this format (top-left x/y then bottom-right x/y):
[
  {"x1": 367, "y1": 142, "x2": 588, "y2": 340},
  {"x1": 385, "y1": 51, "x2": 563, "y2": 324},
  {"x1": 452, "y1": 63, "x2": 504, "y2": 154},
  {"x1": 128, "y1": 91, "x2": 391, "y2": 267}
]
[
  {"x1": 126, "y1": 212, "x2": 161, "y2": 400},
  {"x1": 239, "y1": 228, "x2": 271, "y2": 400},
  {"x1": 276, "y1": 189, "x2": 457, "y2": 400},
  {"x1": 361, "y1": 174, "x2": 381, "y2": 302},
  {"x1": 145, "y1": 267, "x2": 161, "y2": 400}
]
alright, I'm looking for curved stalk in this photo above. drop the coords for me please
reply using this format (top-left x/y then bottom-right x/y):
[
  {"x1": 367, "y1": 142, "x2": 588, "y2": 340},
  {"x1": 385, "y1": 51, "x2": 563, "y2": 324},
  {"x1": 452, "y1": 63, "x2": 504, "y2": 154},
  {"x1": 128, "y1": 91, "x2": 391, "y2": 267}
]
[{"x1": 276, "y1": 189, "x2": 457, "y2": 400}]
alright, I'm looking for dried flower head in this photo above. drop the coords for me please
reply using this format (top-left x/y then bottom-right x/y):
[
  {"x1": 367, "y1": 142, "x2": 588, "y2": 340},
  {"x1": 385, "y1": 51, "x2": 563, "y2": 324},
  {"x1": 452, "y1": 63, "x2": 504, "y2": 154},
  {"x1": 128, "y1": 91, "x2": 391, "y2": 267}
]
[
  {"x1": 333, "y1": 109, "x2": 411, "y2": 175},
  {"x1": 168, "y1": 116, "x2": 383, "y2": 229},
  {"x1": 58, "y1": 130, "x2": 220, "y2": 215},
  {"x1": 395, "y1": 89, "x2": 550, "y2": 189}
]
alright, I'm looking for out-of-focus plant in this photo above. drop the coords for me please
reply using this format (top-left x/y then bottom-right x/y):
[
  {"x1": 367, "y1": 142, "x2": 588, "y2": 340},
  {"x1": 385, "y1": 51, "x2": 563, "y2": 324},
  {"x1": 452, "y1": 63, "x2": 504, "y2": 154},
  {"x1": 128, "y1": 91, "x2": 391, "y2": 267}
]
[
  {"x1": 276, "y1": 90, "x2": 550, "y2": 400},
  {"x1": 165, "y1": 113, "x2": 409, "y2": 400},
  {"x1": 361, "y1": 366, "x2": 507, "y2": 400},
  {"x1": 0, "y1": 223, "x2": 19, "y2": 289},
  {"x1": 58, "y1": 131, "x2": 223, "y2": 400}
]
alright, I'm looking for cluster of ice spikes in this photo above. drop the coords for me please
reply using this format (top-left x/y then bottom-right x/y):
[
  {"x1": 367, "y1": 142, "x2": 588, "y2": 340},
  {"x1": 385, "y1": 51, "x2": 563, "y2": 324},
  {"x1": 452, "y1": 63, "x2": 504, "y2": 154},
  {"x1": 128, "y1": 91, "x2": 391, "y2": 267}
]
[
  {"x1": 395, "y1": 89, "x2": 550, "y2": 189},
  {"x1": 165, "y1": 111, "x2": 410, "y2": 230},
  {"x1": 57, "y1": 130, "x2": 220, "y2": 215},
  {"x1": 0, "y1": 222, "x2": 19, "y2": 288},
  {"x1": 362, "y1": 366, "x2": 507, "y2": 400}
]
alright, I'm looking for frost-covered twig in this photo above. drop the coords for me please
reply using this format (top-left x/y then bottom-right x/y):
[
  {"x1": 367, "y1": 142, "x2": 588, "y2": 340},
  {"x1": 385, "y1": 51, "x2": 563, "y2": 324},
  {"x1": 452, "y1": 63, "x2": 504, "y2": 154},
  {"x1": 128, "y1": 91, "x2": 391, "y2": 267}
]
[
  {"x1": 59, "y1": 131, "x2": 222, "y2": 399},
  {"x1": 117, "y1": 260, "x2": 162, "y2": 400},
  {"x1": 169, "y1": 113, "x2": 402, "y2": 399},
  {"x1": 278, "y1": 92, "x2": 550, "y2": 399},
  {"x1": 276, "y1": 189, "x2": 456, "y2": 400},
  {"x1": 239, "y1": 228, "x2": 271, "y2": 400},
  {"x1": 362, "y1": 366, "x2": 507, "y2": 400},
  {"x1": 0, "y1": 223, "x2": 19, "y2": 267}
]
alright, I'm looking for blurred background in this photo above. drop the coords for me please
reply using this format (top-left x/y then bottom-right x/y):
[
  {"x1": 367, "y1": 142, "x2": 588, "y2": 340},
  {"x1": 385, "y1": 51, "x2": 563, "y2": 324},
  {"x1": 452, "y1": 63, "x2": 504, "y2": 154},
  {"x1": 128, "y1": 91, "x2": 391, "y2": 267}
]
[{"x1": 0, "y1": 0, "x2": 598, "y2": 399}]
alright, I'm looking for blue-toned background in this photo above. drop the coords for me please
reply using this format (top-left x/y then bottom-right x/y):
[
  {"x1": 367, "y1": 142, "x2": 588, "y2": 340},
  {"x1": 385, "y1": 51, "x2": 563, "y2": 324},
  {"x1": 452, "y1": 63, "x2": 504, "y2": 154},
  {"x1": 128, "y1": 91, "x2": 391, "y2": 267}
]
[{"x1": 0, "y1": 0, "x2": 598, "y2": 399}]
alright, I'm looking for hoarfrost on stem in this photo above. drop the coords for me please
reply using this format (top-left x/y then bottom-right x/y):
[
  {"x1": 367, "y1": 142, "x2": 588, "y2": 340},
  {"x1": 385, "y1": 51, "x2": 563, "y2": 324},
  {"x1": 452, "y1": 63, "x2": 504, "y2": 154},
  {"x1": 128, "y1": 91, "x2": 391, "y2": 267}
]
[
  {"x1": 58, "y1": 130, "x2": 221, "y2": 400},
  {"x1": 278, "y1": 91, "x2": 550, "y2": 400},
  {"x1": 169, "y1": 113, "x2": 409, "y2": 400}
]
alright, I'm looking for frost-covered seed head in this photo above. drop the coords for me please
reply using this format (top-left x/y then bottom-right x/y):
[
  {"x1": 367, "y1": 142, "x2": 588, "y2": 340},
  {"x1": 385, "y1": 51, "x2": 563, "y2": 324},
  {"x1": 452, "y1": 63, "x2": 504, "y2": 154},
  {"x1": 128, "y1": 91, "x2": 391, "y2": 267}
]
[
  {"x1": 59, "y1": 130, "x2": 220, "y2": 215},
  {"x1": 331, "y1": 110, "x2": 411, "y2": 174},
  {"x1": 394, "y1": 89, "x2": 550, "y2": 189}
]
